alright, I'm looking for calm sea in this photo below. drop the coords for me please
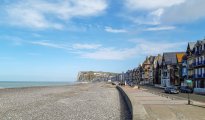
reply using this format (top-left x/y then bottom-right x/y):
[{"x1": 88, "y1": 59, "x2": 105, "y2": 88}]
[{"x1": 0, "y1": 81, "x2": 75, "y2": 89}]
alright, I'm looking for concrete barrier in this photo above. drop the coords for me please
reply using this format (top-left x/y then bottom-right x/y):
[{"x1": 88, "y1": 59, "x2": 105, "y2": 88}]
[
  {"x1": 116, "y1": 86, "x2": 133, "y2": 119},
  {"x1": 116, "y1": 86, "x2": 149, "y2": 120}
]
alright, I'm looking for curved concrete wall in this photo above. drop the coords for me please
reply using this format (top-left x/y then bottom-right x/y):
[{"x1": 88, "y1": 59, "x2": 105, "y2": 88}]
[
  {"x1": 116, "y1": 86, "x2": 149, "y2": 120},
  {"x1": 116, "y1": 86, "x2": 133, "y2": 119}
]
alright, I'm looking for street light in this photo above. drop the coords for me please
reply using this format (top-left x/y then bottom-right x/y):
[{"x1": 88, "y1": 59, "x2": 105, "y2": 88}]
[{"x1": 186, "y1": 80, "x2": 192, "y2": 105}]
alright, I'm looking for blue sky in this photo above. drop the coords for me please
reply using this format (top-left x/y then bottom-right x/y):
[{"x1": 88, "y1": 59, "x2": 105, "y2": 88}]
[{"x1": 1, "y1": 0, "x2": 205, "y2": 81}]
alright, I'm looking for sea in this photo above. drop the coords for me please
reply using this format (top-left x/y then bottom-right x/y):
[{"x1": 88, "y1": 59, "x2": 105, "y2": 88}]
[{"x1": 0, "y1": 81, "x2": 76, "y2": 89}]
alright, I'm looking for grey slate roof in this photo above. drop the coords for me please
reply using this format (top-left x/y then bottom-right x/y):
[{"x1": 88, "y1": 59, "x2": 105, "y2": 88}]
[
  {"x1": 188, "y1": 42, "x2": 196, "y2": 50},
  {"x1": 163, "y1": 52, "x2": 184, "y2": 65},
  {"x1": 149, "y1": 56, "x2": 155, "y2": 64},
  {"x1": 157, "y1": 56, "x2": 162, "y2": 65}
]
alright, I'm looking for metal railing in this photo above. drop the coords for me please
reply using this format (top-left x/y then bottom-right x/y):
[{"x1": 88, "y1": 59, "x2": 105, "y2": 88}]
[
  {"x1": 193, "y1": 73, "x2": 205, "y2": 78},
  {"x1": 192, "y1": 61, "x2": 205, "y2": 67}
]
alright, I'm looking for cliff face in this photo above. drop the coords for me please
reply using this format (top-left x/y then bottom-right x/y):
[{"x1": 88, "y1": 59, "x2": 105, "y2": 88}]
[{"x1": 77, "y1": 71, "x2": 117, "y2": 82}]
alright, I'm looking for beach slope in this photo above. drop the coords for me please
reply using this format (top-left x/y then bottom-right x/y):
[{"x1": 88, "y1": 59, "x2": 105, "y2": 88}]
[{"x1": 0, "y1": 83, "x2": 131, "y2": 120}]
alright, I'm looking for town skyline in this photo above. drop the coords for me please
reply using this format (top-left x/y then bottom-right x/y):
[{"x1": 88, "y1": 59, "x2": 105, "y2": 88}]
[{"x1": 1, "y1": 0, "x2": 205, "y2": 81}]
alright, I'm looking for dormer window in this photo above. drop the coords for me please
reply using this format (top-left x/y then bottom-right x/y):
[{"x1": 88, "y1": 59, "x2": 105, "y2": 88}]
[
  {"x1": 204, "y1": 44, "x2": 205, "y2": 50},
  {"x1": 197, "y1": 46, "x2": 199, "y2": 52},
  {"x1": 200, "y1": 45, "x2": 202, "y2": 51}
]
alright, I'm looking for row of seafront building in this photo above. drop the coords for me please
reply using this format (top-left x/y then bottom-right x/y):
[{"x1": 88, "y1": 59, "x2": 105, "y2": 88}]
[{"x1": 112, "y1": 39, "x2": 205, "y2": 94}]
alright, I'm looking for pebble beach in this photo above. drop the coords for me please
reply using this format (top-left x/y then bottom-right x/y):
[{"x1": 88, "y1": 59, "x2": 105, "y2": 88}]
[{"x1": 0, "y1": 82, "x2": 131, "y2": 120}]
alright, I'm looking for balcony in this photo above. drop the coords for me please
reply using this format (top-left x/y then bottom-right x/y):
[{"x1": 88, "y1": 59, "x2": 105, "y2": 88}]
[
  {"x1": 195, "y1": 50, "x2": 202, "y2": 55},
  {"x1": 192, "y1": 62, "x2": 196, "y2": 66},
  {"x1": 192, "y1": 61, "x2": 205, "y2": 67},
  {"x1": 193, "y1": 73, "x2": 205, "y2": 78},
  {"x1": 198, "y1": 74, "x2": 202, "y2": 78}
]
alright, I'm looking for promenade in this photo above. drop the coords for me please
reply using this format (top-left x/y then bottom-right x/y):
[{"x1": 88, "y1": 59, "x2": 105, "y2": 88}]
[{"x1": 120, "y1": 86, "x2": 205, "y2": 120}]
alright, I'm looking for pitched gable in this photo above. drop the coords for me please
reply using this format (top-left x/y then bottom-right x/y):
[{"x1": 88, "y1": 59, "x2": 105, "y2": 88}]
[
  {"x1": 163, "y1": 52, "x2": 185, "y2": 65},
  {"x1": 176, "y1": 53, "x2": 185, "y2": 63}
]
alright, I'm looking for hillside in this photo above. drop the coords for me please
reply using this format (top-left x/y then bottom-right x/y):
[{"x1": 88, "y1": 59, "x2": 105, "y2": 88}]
[{"x1": 77, "y1": 71, "x2": 118, "y2": 82}]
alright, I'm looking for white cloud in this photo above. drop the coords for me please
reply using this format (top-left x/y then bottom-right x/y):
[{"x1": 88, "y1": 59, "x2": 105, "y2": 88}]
[
  {"x1": 105, "y1": 26, "x2": 127, "y2": 33},
  {"x1": 161, "y1": 0, "x2": 205, "y2": 23},
  {"x1": 124, "y1": 0, "x2": 205, "y2": 25},
  {"x1": 26, "y1": 39, "x2": 185, "y2": 60},
  {"x1": 3, "y1": 0, "x2": 107, "y2": 29},
  {"x1": 29, "y1": 41, "x2": 103, "y2": 52},
  {"x1": 124, "y1": 8, "x2": 164, "y2": 25},
  {"x1": 30, "y1": 41, "x2": 71, "y2": 50},
  {"x1": 72, "y1": 43, "x2": 101, "y2": 49},
  {"x1": 130, "y1": 39, "x2": 186, "y2": 55},
  {"x1": 145, "y1": 26, "x2": 175, "y2": 31},
  {"x1": 80, "y1": 39, "x2": 186, "y2": 60},
  {"x1": 125, "y1": 0, "x2": 185, "y2": 10},
  {"x1": 150, "y1": 8, "x2": 164, "y2": 17},
  {"x1": 81, "y1": 47, "x2": 139, "y2": 60}
]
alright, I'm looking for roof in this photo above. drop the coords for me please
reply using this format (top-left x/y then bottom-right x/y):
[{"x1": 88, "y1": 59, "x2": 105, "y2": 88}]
[
  {"x1": 163, "y1": 52, "x2": 185, "y2": 65},
  {"x1": 157, "y1": 55, "x2": 162, "y2": 65},
  {"x1": 157, "y1": 54, "x2": 162, "y2": 65},
  {"x1": 149, "y1": 56, "x2": 155, "y2": 64},
  {"x1": 153, "y1": 54, "x2": 162, "y2": 68},
  {"x1": 176, "y1": 53, "x2": 185, "y2": 63},
  {"x1": 188, "y1": 42, "x2": 196, "y2": 50},
  {"x1": 143, "y1": 57, "x2": 151, "y2": 65}
]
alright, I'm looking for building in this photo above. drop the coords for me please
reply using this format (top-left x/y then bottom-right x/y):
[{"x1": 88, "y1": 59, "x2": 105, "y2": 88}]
[
  {"x1": 161, "y1": 52, "x2": 185, "y2": 87},
  {"x1": 185, "y1": 40, "x2": 205, "y2": 94},
  {"x1": 153, "y1": 54, "x2": 162, "y2": 85},
  {"x1": 186, "y1": 42, "x2": 196, "y2": 84},
  {"x1": 175, "y1": 53, "x2": 186, "y2": 85},
  {"x1": 181, "y1": 54, "x2": 188, "y2": 86},
  {"x1": 135, "y1": 64, "x2": 143, "y2": 85},
  {"x1": 141, "y1": 56, "x2": 156, "y2": 84},
  {"x1": 148, "y1": 56, "x2": 156, "y2": 84},
  {"x1": 132, "y1": 68, "x2": 138, "y2": 85}
]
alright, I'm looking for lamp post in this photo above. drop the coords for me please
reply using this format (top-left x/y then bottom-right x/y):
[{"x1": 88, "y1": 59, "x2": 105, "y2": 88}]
[
  {"x1": 186, "y1": 80, "x2": 192, "y2": 105},
  {"x1": 188, "y1": 92, "x2": 190, "y2": 105}
]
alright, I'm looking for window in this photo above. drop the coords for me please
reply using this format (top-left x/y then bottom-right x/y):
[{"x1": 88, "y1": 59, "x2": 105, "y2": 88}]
[
  {"x1": 204, "y1": 44, "x2": 205, "y2": 50},
  {"x1": 201, "y1": 68, "x2": 202, "y2": 75},
  {"x1": 195, "y1": 58, "x2": 198, "y2": 65},
  {"x1": 164, "y1": 72, "x2": 167, "y2": 77},
  {"x1": 195, "y1": 69, "x2": 197, "y2": 75}
]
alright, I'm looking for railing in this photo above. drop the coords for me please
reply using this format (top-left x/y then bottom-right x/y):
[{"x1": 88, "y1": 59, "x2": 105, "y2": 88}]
[
  {"x1": 198, "y1": 74, "x2": 202, "y2": 78},
  {"x1": 195, "y1": 50, "x2": 202, "y2": 55},
  {"x1": 193, "y1": 74, "x2": 205, "y2": 78},
  {"x1": 192, "y1": 62, "x2": 196, "y2": 66},
  {"x1": 192, "y1": 61, "x2": 205, "y2": 67}
]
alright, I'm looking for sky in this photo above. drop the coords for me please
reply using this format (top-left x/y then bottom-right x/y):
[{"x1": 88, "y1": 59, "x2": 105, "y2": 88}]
[{"x1": 1, "y1": 0, "x2": 205, "y2": 82}]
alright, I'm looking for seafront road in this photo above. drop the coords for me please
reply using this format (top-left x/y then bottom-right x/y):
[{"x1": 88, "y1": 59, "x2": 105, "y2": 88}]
[
  {"x1": 121, "y1": 86, "x2": 205, "y2": 120},
  {"x1": 0, "y1": 83, "x2": 131, "y2": 120},
  {"x1": 141, "y1": 85, "x2": 205, "y2": 103}
]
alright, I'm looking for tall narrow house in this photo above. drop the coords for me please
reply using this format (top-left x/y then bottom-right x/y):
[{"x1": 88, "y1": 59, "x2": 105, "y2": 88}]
[
  {"x1": 142, "y1": 56, "x2": 155, "y2": 84},
  {"x1": 153, "y1": 54, "x2": 162, "y2": 85},
  {"x1": 192, "y1": 40, "x2": 205, "y2": 90},
  {"x1": 161, "y1": 52, "x2": 185, "y2": 87},
  {"x1": 176, "y1": 53, "x2": 185, "y2": 85},
  {"x1": 186, "y1": 42, "x2": 196, "y2": 82}
]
